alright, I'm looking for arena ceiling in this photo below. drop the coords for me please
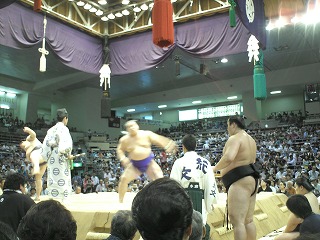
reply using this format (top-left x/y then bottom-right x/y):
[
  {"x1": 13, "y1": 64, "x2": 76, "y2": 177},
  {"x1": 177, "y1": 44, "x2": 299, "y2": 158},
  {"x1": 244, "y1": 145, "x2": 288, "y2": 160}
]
[{"x1": 0, "y1": 0, "x2": 319, "y2": 115}]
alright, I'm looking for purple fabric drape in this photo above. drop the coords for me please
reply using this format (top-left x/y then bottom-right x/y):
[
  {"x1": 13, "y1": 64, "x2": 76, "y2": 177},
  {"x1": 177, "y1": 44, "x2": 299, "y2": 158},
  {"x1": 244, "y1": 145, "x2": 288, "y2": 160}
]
[
  {"x1": 175, "y1": 14, "x2": 250, "y2": 58},
  {"x1": 0, "y1": 3, "x2": 103, "y2": 74},
  {"x1": 110, "y1": 13, "x2": 253, "y2": 75},
  {"x1": 109, "y1": 32, "x2": 175, "y2": 75}
]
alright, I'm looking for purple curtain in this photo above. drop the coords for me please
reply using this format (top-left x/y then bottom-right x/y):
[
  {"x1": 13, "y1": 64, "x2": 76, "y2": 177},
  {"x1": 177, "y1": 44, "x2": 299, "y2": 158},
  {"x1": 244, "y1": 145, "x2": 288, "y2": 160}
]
[
  {"x1": 109, "y1": 32, "x2": 175, "y2": 75},
  {"x1": 0, "y1": 3, "x2": 103, "y2": 74},
  {"x1": 110, "y1": 13, "x2": 255, "y2": 75},
  {"x1": 176, "y1": 14, "x2": 250, "y2": 58}
]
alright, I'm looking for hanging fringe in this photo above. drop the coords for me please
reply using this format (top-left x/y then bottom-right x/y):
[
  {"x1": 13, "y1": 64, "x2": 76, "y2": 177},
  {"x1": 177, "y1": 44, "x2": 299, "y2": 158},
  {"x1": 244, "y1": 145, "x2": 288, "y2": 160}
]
[{"x1": 38, "y1": 15, "x2": 49, "y2": 72}]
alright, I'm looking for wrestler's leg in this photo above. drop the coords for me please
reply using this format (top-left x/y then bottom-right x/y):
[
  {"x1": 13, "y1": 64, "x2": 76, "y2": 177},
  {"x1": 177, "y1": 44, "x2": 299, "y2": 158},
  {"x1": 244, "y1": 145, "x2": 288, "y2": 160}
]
[
  {"x1": 145, "y1": 160, "x2": 163, "y2": 181},
  {"x1": 245, "y1": 192, "x2": 257, "y2": 240},
  {"x1": 29, "y1": 150, "x2": 41, "y2": 175},
  {"x1": 227, "y1": 176, "x2": 255, "y2": 240},
  {"x1": 34, "y1": 163, "x2": 47, "y2": 201},
  {"x1": 119, "y1": 163, "x2": 140, "y2": 203}
]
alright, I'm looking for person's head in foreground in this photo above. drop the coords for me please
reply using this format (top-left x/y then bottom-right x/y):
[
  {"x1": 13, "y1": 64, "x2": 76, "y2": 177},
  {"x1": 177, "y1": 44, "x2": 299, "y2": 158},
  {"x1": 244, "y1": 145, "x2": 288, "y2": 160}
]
[
  {"x1": 17, "y1": 200, "x2": 77, "y2": 240},
  {"x1": 0, "y1": 221, "x2": 18, "y2": 240},
  {"x1": 3, "y1": 173, "x2": 27, "y2": 193},
  {"x1": 286, "y1": 194, "x2": 312, "y2": 219},
  {"x1": 189, "y1": 210, "x2": 205, "y2": 240},
  {"x1": 110, "y1": 210, "x2": 137, "y2": 240},
  {"x1": 131, "y1": 178, "x2": 193, "y2": 240}
]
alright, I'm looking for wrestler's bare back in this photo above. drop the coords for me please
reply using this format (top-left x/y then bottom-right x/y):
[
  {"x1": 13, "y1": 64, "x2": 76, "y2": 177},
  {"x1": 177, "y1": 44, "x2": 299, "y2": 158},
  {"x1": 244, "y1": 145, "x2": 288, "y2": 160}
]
[
  {"x1": 221, "y1": 131, "x2": 257, "y2": 176},
  {"x1": 120, "y1": 130, "x2": 153, "y2": 160}
]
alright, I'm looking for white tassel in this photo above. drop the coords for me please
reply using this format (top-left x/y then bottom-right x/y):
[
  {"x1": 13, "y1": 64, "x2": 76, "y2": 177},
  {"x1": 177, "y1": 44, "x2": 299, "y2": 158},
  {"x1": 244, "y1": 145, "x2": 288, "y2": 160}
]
[
  {"x1": 99, "y1": 64, "x2": 111, "y2": 90},
  {"x1": 247, "y1": 35, "x2": 260, "y2": 63},
  {"x1": 38, "y1": 16, "x2": 49, "y2": 72}
]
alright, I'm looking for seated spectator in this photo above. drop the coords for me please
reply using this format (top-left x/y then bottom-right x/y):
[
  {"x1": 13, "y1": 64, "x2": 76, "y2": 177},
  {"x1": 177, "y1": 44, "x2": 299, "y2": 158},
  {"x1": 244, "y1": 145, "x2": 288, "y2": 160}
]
[
  {"x1": 286, "y1": 194, "x2": 320, "y2": 238},
  {"x1": 41, "y1": 182, "x2": 48, "y2": 196},
  {"x1": 105, "y1": 210, "x2": 137, "y2": 240},
  {"x1": 131, "y1": 178, "x2": 193, "y2": 240},
  {"x1": 190, "y1": 210, "x2": 205, "y2": 240},
  {"x1": 275, "y1": 177, "x2": 319, "y2": 240},
  {"x1": 29, "y1": 188, "x2": 36, "y2": 198},
  {"x1": 257, "y1": 179, "x2": 273, "y2": 193},
  {"x1": 0, "y1": 221, "x2": 18, "y2": 240},
  {"x1": 96, "y1": 179, "x2": 106, "y2": 192},
  {"x1": 0, "y1": 173, "x2": 35, "y2": 232},
  {"x1": 75, "y1": 186, "x2": 82, "y2": 194},
  {"x1": 0, "y1": 176, "x2": 5, "y2": 195},
  {"x1": 17, "y1": 199, "x2": 77, "y2": 240},
  {"x1": 309, "y1": 165, "x2": 319, "y2": 181},
  {"x1": 286, "y1": 181, "x2": 296, "y2": 196},
  {"x1": 277, "y1": 181, "x2": 289, "y2": 197}
]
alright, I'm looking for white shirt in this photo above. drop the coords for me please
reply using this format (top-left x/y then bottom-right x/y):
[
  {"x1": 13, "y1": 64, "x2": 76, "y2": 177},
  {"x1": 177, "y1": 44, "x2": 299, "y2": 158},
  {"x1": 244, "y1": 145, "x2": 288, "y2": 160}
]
[
  {"x1": 91, "y1": 176, "x2": 99, "y2": 186},
  {"x1": 170, "y1": 151, "x2": 219, "y2": 225}
]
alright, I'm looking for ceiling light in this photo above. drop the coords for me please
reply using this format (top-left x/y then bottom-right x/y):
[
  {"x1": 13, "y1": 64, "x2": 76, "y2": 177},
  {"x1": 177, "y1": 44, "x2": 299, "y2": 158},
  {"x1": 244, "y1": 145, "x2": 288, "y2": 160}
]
[
  {"x1": 107, "y1": 13, "x2": 115, "y2": 19},
  {"x1": 127, "y1": 109, "x2": 135, "y2": 112},
  {"x1": 149, "y1": 3, "x2": 154, "y2": 8},
  {"x1": 6, "y1": 92, "x2": 16, "y2": 98},
  {"x1": 68, "y1": 0, "x2": 74, "y2": 2},
  {"x1": 122, "y1": 0, "x2": 130, "y2": 4},
  {"x1": 227, "y1": 96, "x2": 237, "y2": 100},
  {"x1": 192, "y1": 100, "x2": 202, "y2": 104},
  {"x1": 122, "y1": 9, "x2": 130, "y2": 15},
  {"x1": 171, "y1": 0, "x2": 177, "y2": 2},
  {"x1": 140, "y1": 4, "x2": 148, "y2": 11},
  {"x1": 89, "y1": 7, "x2": 97, "y2": 13},
  {"x1": 301, "y1": 11, "x2": 320, "y2": 25},
  {"x1": 221, "y1": 58, "x2": 228, "y2": 63},
  {"x1": 76, "y1": 1, "x2": 85, "y2": 6},
  {"x1": 98, "y1": 0, "x2": 107, "y2": 5},
  {"x1": 270, "y1": 90, "x2": 281, "y2": 94},
  {"x1": 291, "y1": 16, "x2": 300, "y2": 24},
  {"x1": 266, "y1": 22, "x2": 274, "y2": 31},
  {"x1": 101, "y1": 16, "x2": 108, "y2": 21},
  {"x1": 115, "y1": 12, "x2": 123, "y2": 18},
  {"x1": 133, "y1": 6, "x2": 141, "y2": 12},
  {"x1": 158, "y1": 105, "x2": 167, "y2": 108},
  {"x1": 275, "y1": 18, "x2": 286, "y2": 28},
  {"x1": 96, "y1": 10, "x2": 103, "y2": 16},
  {"x1": 84, "y1": 3, "x2": 92, "y2": 10},
  {"x1": 0, "y1": 104, "x2": 10, "y2": 109}
]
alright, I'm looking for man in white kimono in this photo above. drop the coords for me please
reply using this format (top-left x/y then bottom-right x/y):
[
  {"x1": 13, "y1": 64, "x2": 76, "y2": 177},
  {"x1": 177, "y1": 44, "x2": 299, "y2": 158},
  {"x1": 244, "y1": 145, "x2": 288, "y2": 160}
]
[
  {"x1": 42, "y1": 108, "x2": 73, "y2": 200},
  {"x1": 170, "y1": 134, "x2": 219, "y2": 240}
]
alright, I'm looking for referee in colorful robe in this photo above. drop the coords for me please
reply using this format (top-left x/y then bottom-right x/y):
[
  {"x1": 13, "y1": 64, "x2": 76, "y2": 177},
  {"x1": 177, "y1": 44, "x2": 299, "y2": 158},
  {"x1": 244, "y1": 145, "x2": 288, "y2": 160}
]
[{"x1": 170, "y1": 134, "x2": 219, "y2": 240}]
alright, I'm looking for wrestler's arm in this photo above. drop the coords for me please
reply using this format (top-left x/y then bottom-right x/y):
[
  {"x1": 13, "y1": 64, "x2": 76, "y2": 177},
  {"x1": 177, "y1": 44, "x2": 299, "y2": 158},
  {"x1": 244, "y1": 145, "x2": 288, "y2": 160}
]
[
  {"x1": 284, "y1": 213, "x2": 303, "y2": 232},
  {"x1": 148, "y1": 131, "x2": 177, "y2": 153},
  {"x1": 117, "y1": 137, "x2": 130, "y2": 167},
  {"x1": 213, "y1": 136, "x2": 240, "y2": 171},
  {"x1": 23, "y1": 127, "x2": 36, "y2": 141}
]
